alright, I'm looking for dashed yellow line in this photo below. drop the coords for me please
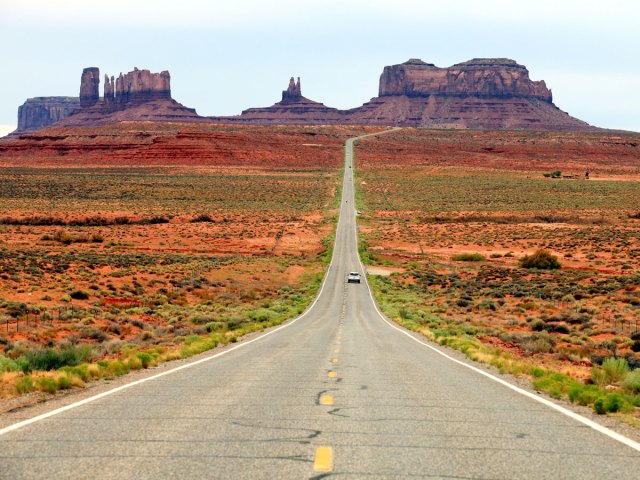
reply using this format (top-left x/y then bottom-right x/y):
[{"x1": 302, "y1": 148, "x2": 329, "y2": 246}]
[
  {"x1": 334, "y1": 348, "x2": 340, "y2": 353},
  {"x1": 327, "y1": 371, "x2": 337, "y2": 378},
  {"x1": 319, "y1": 394, "x2": 334, "y2": 405},
  {"x1": 331, "y1": 358, "x2": 339, "y2": 363},
  {"x1": 313, "y1": 446, "x2": 334, "y2": 472}
]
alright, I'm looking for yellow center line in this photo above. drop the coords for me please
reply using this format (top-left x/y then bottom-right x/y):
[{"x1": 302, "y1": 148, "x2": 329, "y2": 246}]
[
  {"x1": 334, "y1": 348, "x2": 340, "y2": 353},
  {"x1": 327, "y1": 371, "x2": 337, "y2": 378},
  {"x1": 331, "y1": 358, "x2": 338, "y2": 363},
  {"x1": 313, "y1": 446, "x2": 334, "y2": 472},
  {"x1": 319, "y1": 394, "x2": 334, "y2": 406}
]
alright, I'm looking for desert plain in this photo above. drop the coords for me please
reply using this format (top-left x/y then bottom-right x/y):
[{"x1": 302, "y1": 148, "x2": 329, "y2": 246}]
[{"x1": 1, "y1": 124, "x2": 640, "y2": 425}]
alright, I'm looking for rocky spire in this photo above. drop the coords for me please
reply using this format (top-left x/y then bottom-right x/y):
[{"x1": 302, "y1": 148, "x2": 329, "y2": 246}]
[
  {"x1": 79, "y1": 67, "x2": 100, "y2": 108},
  {"x1": 104, "y1": 74, "x2": 115, "y2": 106},
  {"x1": 282, "y1": 76, "x2": 302, "y2": 102}
]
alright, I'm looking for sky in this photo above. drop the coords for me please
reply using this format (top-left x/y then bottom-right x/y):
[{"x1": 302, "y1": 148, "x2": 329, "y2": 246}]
[{"x1": 1, "y1": 0, "x2": 639, "y2": 136}]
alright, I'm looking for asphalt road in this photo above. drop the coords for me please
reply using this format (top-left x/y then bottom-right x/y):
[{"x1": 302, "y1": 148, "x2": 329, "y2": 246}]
[{"x1": 1, "y1": 132, "x2": 639, "y2": 479}]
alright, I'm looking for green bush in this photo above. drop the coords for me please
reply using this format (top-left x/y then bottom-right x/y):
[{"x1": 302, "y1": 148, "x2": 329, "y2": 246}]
[
  {"x1": 14, "y1": 376, "x2": 34, "y2": 394},
  {"x1": 22, "y1": 345, "x2": 93, "y2": 372},
  {"x1": 0, "y1": 355, "x2": 20, "y2": 373},
  {"x1": 568, "y1": 384, "x2": 600, "y2": 406},
  {"x1": 594, "y1": 393, "x2": 630, "y2": 414},
  {"x1": 591, "y1": 367, "x2": 608, "y2": 386},
  {"x1": 602, "y1": 357, "x2": 629, "y2": 384},
  {"x1": 623, "y1": 369, "x2": 640, "y2": 393},
  {"x1": 70, "y1": 290, "x2": 90, "y2": 300},
  {"x1": 136, "y1": 352, "x2": 153, "y2": 369},
  {"x1": 37, "y1": 377, "x2": 58, "y2": 394},
  {"x1": 451, "y1": 253, "x2": 486, "y2": 262},
  {"x1": 520, "y1": 249, "x2": 561, "y2": 270}
]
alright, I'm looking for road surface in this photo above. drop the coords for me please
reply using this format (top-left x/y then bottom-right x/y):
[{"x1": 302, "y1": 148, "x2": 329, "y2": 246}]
[{"x1": 1, "y1": 132, "x2": 639, "y2": 478}]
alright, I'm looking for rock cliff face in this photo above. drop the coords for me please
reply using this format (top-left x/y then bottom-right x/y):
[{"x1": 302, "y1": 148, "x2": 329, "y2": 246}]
[
  {"x1": 106, "y1": 68, "x2": 172, "y2": 107},
  {"x1": 379, "y1": 58, "x2": 552, "y2": 101},
  {"x1": 344, "y1": 58, "x2": 592, "y2": 131},
  {"x1": 16, "y1": 97, "x2": 80, "y2": 132},
  {"x1": 79, "y1": 67, "x2": 100, "y2": 108},
  {"x1": 59, "y1": 67, "x2": 201, "y2": 127}
]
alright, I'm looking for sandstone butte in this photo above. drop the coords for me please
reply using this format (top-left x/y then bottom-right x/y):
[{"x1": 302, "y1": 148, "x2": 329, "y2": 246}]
[{"x1": 10, "y1": 58, "x2": 600, "y2": 134}]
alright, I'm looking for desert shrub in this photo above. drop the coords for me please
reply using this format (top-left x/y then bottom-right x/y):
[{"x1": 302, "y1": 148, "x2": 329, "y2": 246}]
[
  {"x1": 205, "y1": 321, "x2": 226, "y2": 333},
  {"x1": 593, "y1": 393, "x2": 630, "y2": 414},
  {"x1": 70, "y1": 290, "x2": 90, "y2": 300},
  {"x1": 53, "y1": 229, "x2": 74, "y2": 245},
  {"x1": 37, "y1": 377, "x2": 58, "y2": 394},
  {"x1": 61, "y1": 364, "x2": 91, "y2": 382},
  {"x1": 0, "y1": 355, "x2": 20, "y2": 373},
  {"x1": 90, "y1": 233, "x2": 104, "y2": 243},
  {"x1": 534, "y1": 322, "x2": 570, "y2": 334},
  {"x1": 81, "y1": 328, "x2": 108, "y2": 342},
  {"x1": 57, "y1": 375, "x2": 73, "y2": 390},
  {"x1": 451, "y1": 253, "x2": 486, "y2": 262},
  {"x1": 15, "y1": 376, "x2": 34, "y2": 394},
  {"x1": 138, "y1": 216, "x2": 169, "y2": 225},
  {"x1": 189, "y1": 313, "x2": 217, "y2": 325},
  {"x1": 568, "y1": 384, "x2": 600, "y2": 406},
  {"x1": 520, "y1": 249, "x2": 561, "y2": 270},
  {"x1": 623, "y1": 369, "x2": 640, "y2": 394},
  {"x1": 136, "y1": 352, "x2": 154, "y2": 368},
  {"x1": 191, "y1": 214, "x2": 215, "y2": 223},
  {"x1": 521, "y1": 333, "x2": 556, "y2": 354},
  {"x1": 602, "y1": 357, "x2": 630, "y2": 384},
  {"x1": 22, "y1": 345, "x2": 93, "y2": 372}
]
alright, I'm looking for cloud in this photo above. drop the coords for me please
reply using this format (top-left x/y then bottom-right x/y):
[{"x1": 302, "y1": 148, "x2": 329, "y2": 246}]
[{"x1": 2, "y1": 0, "x2": 638, "y2": 31}]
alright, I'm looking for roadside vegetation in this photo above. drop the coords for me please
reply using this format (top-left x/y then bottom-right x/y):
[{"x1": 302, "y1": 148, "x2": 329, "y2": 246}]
[
  {"x1": 0, "y1": 125, "x2": 351, "y2": 399},
  {"x1": 355, "y1": 129, "x2": 640, "y2": 426}
]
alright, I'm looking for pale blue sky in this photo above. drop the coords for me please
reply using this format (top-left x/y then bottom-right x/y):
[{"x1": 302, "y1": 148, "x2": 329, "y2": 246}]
[{"x1": 1, "y1": 0, "x2": 638, "y2": 135}]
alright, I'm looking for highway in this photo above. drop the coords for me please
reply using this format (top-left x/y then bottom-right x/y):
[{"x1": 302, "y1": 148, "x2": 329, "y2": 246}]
[{"x1": 1, "y1": 131, "x2": 639, "y2": 478}]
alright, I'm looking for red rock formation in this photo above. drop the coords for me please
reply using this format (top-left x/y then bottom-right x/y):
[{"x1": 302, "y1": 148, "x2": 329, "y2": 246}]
[
  {"x1": 12, "y1": 59, "x2": 600, "y2": 132},
  {"x1": 58, "y1": 67, "x2": 201, "y2": 127},
  {"x1": 15, "y1": 97, "x2": 80, "y2": 133},
  {"x1": 282, "y1": 77, "x2": 302, "y2": 102},
  {"x1": 344, "y1": 58, "x2": 593, "y2": 131},
  {"x1": 79, "y1": 67, "x2": 100, "y2": 108},
  {"x1": 379, "y1": 58, "x2": 552, "y2": 101},
  {"x1": 210, "y1": 77, "x2": 344, "y2": 125},
  {"x1": 104, "y1": 74, "x2": 115, "y2": 108},
  {"x1": 112, "y1": 68, "x2": 171, "y2": 106},
  {"x1": 209, "y1": 60, "x2": 594, "y2": 131}
]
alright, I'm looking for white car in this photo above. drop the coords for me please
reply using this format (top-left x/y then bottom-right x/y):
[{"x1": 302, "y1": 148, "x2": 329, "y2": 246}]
[{"x1": 347, "y1": 272, "x2": 361, "y2": 284}]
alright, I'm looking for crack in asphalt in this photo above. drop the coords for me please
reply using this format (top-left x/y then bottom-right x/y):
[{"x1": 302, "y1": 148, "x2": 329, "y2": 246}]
[{"x1": 327, "y1": 408, "x2": 350, "y2": 418}]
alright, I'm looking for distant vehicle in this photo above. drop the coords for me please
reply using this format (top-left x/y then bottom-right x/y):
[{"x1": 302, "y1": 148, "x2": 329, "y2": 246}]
[
  {"x1": 356, "y1": 210, "x2": 362, "y2": 215},
  {"x1": 347, "y1": 272, "x2": 361, "y2": 284}
]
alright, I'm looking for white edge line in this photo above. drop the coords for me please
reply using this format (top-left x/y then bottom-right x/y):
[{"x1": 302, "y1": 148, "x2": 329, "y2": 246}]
[
  {"x1": 348, "y1": 135, "x2": 640, "y2": 454},
  {"x1": 0, "y1": 264, "x2": 335, "y2": 437}
]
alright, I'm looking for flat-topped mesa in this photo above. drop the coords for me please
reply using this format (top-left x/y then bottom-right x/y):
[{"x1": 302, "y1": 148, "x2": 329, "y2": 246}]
[
  {"x1": 105, "y1": 67, "x2": 171, "y2": 107},
  {"x1": 16, "y1": 97, "x2": 81, "y2": 132},
  {"x1": 79, "y1": 67, "x2": 100, "y2": 108},
  {"x1": 281, "y1": 77, "x2": 302, "y2": 102},
  {"x1": 379, "y1": 58, "x2": 552, "y2": 102}
]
